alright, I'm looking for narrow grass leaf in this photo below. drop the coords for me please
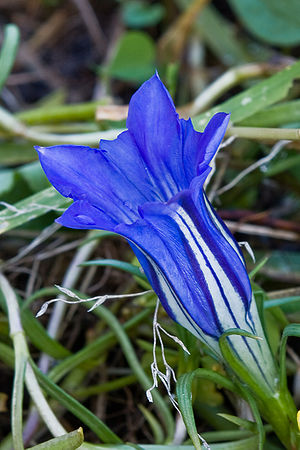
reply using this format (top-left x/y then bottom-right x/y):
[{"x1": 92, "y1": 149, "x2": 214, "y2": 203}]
[
  {"x1": 11, "y1": 351, "x2": 26, "y2": 450},
  {"x1": 30, "y1": 359, "x2": 123, "y2": 444},
  {"x1": 0, "y1": 187, "x2": 70, "y2": 234},
  {"x1": 176, "y1": 368, "x2": 239, "y2": 450},
  {"x1": 80, "y1": 434, "x2": 260, "y2": 448},
  {"x1": 0, "y1": 24, "x2": 20, "y2": 92},
  {"x1": 81, "y1": 259, "x2": 148, "y2": 283},
  {"x1": 279, "y1": 323, "x2": 300, "y2": 391},
  {"x1": 194, "y1": 60, "x2": 300, "y2": 129}
]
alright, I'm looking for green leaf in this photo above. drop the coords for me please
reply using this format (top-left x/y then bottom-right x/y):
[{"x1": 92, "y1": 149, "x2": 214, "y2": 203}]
[
  {"x1": 138, "y1": 405, "x2": 165, "y2": 445},
  {"x1": 12, "y1": 349, "x2": 26, "y2": 450},
  {"x1": 197, "y1": 5, "x2": 252, "y2": 66},
  {"x1": 0, "y1": 289, "x2": 71, "y2": 359},
  {"x1": 228, "y1": 0, "x2": 300, "y2": 46},
  {"x1": 217, "y1": 414, "x2": 257, "y2": 431},
  {"x1": 266, "y1": 154, "x2": 300, "y2": 177},
  {"x1": 27, "y1": 427, "x2": 83, "y2": 449},
  {"x1": 249, "y1": 257, "x2": 269, "y2": 280},
  {"x1": 279, "y1": 323, "x2": 300, "y2": 391},
  {"x1": 194, "y1": 60, "x2": 300, "y2": 130},
  {"x1": 122, "y1": 1, "x2": 165, "y2": 28},
  {"x1": 30, "y1": 359, "x2": 123, "y2": 444},
  {"x1": 0, "y1": 142, "x2": 37, "y2": 166},
  {"x1": 75, "y1": 438, "x2": 261, "y2": 449},
  {"x1": 218, "y1": 330, "x2": 265, "y2": 449},
  {"x1": 264, "y1": 296, "x2": 300, "y2": 312},
  {"x1": 176, "y1": 368, "x2": 239, "y2": 449},
  {"x1": 239, "y1": 100, "x2": 300, "y2": 127},
  {"x1": 21, "y1": 309, "x2": 71, "y2": 359},
  {"x1": 106, "y1": 31, "x2": 156, "y2": 83},
  {"x1": 0, "y1": 187, "x2": 70, "y2": 234},
  {"x1": 81, "y1": 259, "x2": 148, "y2": 283},
  {"x1": 218, "y1": 329, "x2": 269, "y2": 400},
  {"x1": 0, "y1": 24, "x2": 20, "y2": 92}
]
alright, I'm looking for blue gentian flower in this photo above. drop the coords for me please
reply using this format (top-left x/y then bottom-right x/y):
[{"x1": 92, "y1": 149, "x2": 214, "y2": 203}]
[{"x1": 36, "y1": 74, "x2": 276, "y2": 389}]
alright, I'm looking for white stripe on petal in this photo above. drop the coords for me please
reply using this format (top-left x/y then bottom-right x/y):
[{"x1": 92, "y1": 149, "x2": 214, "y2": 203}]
[
  {"x1": 173, "y1": 206, "x2": 246, "y2": 331},
  {"x1": 203, "y1": 194, "x2": 245, "y2": 265}
]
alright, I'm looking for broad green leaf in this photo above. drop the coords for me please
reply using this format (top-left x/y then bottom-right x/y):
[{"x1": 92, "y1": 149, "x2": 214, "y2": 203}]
[
  {"x1": 0, "y1": 187, "x2": 70, "y2": 235},
  {"x1": 18, "y1": 161, "x2": 49, "y2": 192},
  {"x1": 194, "y1": 60, "x2": 300, "y2": 130},
  {"x1": 0, "y1": 24, "x2": 20, "y2": 92},
  {"x1": 106, "y1": 31, "x2": 155, "y2": 83},
  {"x1": 0, "y1": 142, "x2": 37, "y2": 166},
  {"x1": 228, "y1": 0, "x2": 300, "y2": 46},
  {"x1": 0, "y1": 162, "x2": 49, "y2": 202},
  {"x1": 28, "y1": 427, "x2": 83, "y2": 449},
  {"x1": 122, "y1": 1, "x2": 165, "y2": 28}
]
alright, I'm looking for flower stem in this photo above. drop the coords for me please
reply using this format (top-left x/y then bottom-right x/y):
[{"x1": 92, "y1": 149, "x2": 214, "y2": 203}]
[
  {"x1": 226, "y1": 126, "x2": 300, "y2": 141},
  {"x1": 0, "y1": 106, "x2": 122, "y2": 146}
]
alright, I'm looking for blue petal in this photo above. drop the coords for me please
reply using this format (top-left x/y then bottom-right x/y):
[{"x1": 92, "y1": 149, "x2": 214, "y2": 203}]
[
  {"x1": 180, "y1": 112, "x2": 230, "y2": 182},
  {"x1": 127, "y1": 73, "x2": 188, "y2": 198},
  {"x1": 36, "y1": 141, "x2": 153, "y2": 226},
  {"x1": 56, "y1": 199, "x2": 118, "y2": 230},
  {"x1": 116, "y1": 183, "x2": 252, "y2": 339}
]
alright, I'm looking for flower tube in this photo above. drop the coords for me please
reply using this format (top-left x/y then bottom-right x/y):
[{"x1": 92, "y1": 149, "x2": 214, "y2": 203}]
[{"x1": 36, "y1": 73, "x2": 277, "y2": 391}]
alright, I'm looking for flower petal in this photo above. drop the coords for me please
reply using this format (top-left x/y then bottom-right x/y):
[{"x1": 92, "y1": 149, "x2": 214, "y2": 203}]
[
  {"x1": 180, "y1": 112, "x2": 230, "y2": 182},
  {"x1": 117, "y1": 184, "x2": 252, "y2": 340},
  {"x1": 127, "y1": 73, "x2": 188, "y2": 198},
  {"x1": 36, "y1": 142, "x2": 151, "y2": 225},
  {"x1": 56, "y1": 199, "x2": 118, "y2": 230}
]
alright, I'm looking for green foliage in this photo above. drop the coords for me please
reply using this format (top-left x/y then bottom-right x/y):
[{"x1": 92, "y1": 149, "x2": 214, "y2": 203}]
[
  {"x1": 1, "y1": 4, "x2": 300, "y2": 449},
  {"x1": 228, "y1": 0, "x2": 300, "y2": 46},
  {"x1": 27, "y1": 428, "x2": 83, "y2": 450},
  {"x1": 122, "y1": 1, "x2": 165, "y2": 28},
  {"x1": 195, "y1": 60, "x2": 300, "y2": 129},
  {"x1": 0, "y1": 24, "x2": 20, "y2": 93},
  {"x1": 0, "y1": 187, "x2": 69, "y2": 235},
  {"x1": 81, "y1": 258, "x2": 148, "y2": 283},
  {"x1": 105, "y1": 31, "x2": 156, "y2": 83}
]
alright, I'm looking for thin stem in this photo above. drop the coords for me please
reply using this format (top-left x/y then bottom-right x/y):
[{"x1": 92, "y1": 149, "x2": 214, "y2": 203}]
[
  {"x1": 225, "y1": 126, "x2": 300, "y2": 141},
  {"x1": 25, "y1": 364, "x2": 66, "y2": 436},
  {"x1": 16, "y1": 101, "x2": 106, "y2": 124},
  {"x1": 0, "y1": 106, "x2": 122, "y2": 146}
]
